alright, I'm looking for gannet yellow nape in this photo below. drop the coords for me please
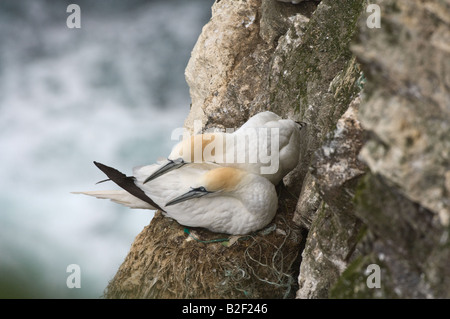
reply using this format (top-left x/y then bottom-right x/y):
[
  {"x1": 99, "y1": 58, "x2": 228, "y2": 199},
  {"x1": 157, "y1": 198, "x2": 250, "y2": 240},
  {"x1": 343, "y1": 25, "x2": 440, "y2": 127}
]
[{"x1": 76, "y1": 161, "x2": 278, "y2": 235}]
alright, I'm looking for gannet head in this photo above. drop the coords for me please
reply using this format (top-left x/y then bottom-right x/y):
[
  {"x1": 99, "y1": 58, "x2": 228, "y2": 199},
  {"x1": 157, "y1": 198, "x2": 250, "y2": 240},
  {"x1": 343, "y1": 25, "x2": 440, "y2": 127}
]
[
  {"x1": 170, "y1": 133, "x2": 220, "y2": 162},
  {"x1": 144, "y1": 133, "x2": 223, "y2": 184},
  {"x1": 165, "y1": 167, "x2": 247, "y2": 207}
]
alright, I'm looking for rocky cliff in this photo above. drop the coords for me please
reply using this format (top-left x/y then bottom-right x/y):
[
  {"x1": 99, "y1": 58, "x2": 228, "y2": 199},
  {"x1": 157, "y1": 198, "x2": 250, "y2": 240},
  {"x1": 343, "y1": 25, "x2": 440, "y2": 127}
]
[{"x1": 104, "y1": 0, "x2": 450, "y2": 298}]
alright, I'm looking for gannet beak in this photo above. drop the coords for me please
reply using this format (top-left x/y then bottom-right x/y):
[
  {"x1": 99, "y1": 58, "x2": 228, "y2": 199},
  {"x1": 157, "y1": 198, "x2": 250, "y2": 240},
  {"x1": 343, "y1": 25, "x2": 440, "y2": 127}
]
[
  {"x1": 144, "y1": 158, "x2": 186, "y2": 184},
  {"x1": 165, "y1": 186, "x2": 211, "y2": 207}
]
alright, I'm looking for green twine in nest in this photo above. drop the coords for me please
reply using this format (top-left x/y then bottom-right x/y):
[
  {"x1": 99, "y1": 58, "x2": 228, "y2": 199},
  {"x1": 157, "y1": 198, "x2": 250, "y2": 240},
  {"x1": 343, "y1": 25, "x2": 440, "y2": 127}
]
[
  {"x1": 183, "y1": 227, "x2": 230, "y2": 244},
  {"x1": 356, "y1": 72, "x2": 366, "y2": 90}
]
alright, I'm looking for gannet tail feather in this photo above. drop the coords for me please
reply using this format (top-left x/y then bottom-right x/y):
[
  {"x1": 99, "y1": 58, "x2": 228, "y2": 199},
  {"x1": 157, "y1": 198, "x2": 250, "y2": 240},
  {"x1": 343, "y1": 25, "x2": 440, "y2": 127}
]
[
  {"x1": 72, "y1": 190, "x2": 156, "y2": 209},
  {"x1": 92, "y1": 161, "x2": 165, "y2": 212}
]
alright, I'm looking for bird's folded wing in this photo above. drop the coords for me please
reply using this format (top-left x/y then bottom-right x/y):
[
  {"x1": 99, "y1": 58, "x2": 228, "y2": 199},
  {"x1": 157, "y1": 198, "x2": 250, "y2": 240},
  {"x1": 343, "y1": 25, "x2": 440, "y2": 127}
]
[{"x1": 93, "y1": 161, "x2": 165, "y2": 212}]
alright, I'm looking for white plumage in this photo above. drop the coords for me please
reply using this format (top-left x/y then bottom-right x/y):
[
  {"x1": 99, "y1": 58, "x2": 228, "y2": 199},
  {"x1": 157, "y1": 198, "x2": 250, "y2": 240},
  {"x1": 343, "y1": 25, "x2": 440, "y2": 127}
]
[
  {"x1": 74, "y1": 111, "x2": 306, "y2": 235},
  {"x1": 77, "y1": 163, "x2": 278, "y2": 235},
  {"x1": 145, "y1": 111, "x2": 306, "y2": 184}
]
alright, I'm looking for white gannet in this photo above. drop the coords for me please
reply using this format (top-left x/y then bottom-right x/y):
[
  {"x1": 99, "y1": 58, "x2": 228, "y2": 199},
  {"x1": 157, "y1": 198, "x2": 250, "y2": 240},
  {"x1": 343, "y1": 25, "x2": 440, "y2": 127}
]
[
  {"x1": 145, "y1": 111, "x2": 306, "y2": 185},
  {"x1": 75, "y1": 161, "x2": 278, "y2": 235}
]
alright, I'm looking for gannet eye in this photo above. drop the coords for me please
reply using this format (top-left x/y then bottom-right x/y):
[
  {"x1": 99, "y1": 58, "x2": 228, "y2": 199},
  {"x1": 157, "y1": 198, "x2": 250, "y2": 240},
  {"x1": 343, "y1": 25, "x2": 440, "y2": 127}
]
[
  {"x1": 192, "y1": 186, "x2": 209, "y2": 193},
  {"x1": 165, "y1": 185, "x2": 213, "y2": 207}
]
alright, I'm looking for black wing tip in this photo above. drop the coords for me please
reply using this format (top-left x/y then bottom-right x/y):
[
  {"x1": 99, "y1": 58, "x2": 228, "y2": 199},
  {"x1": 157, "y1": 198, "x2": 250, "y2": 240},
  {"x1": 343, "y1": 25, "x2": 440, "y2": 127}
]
[
  {"x1": 93, "y1": 161, "x2": 102, "y2": 170},
  {"x1": 91, "y1": 160, "x2": 166, "y2": 213},
  {"x1": 93, "y1": 161, "x2": 104, "y2": 168},
  {"x1": 95, "y1": 178, "x2": 111, "y2": 185},
  {"x1": 93, "y1": 161, "x2": 127, "y2": 178}
]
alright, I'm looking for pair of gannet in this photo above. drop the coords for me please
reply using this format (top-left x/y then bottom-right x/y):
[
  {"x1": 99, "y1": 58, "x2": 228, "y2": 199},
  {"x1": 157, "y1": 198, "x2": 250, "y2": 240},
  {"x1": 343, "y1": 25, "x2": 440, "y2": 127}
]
[{"x1": 75, "y1": 111, "x2": 306, "y2": 235}]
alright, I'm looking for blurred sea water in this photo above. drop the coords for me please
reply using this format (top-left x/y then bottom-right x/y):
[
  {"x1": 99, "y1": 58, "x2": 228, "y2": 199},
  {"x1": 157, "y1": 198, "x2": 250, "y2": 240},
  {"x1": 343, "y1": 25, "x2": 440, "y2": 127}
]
[{"x1": 0, "y1": 0, "x2": 212, "y2": 298}]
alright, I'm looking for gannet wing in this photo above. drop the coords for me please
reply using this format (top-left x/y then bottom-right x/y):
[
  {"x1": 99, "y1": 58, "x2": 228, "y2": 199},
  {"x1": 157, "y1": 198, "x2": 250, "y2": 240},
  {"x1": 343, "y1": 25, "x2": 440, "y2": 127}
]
[{"x1": 93, "y1": 161, "x2": 165, "y2": 212}]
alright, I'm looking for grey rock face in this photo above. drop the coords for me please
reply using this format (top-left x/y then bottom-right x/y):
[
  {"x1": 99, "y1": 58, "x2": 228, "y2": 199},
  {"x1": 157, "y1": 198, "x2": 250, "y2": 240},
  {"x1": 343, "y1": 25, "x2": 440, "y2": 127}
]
[
  {"x1": 105, "y1": 0, "x2": 450, "y2": 299},
  {"x1": 330, "y1": 0, "x2": 450, "y2": 298},
  {"x1": 354, "y1": 0, "x2": 450, "y2": 226},
  {"x1": 296, "y1": 97, "x2": 367, "y2": 298}
]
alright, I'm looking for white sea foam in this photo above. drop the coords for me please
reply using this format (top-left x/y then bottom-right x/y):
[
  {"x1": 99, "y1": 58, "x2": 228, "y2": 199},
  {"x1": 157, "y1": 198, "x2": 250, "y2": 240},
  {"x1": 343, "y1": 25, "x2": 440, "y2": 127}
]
[{"x1": 0, "y1": 0, "x2": 212, "y2": 298}]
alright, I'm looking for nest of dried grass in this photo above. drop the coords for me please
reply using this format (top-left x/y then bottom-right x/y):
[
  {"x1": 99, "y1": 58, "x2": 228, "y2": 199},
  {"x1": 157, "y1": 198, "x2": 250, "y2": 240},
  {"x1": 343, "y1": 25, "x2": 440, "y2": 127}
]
[{"x1": 103, "y1": 189, "x2": 303, "y2": 299}]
